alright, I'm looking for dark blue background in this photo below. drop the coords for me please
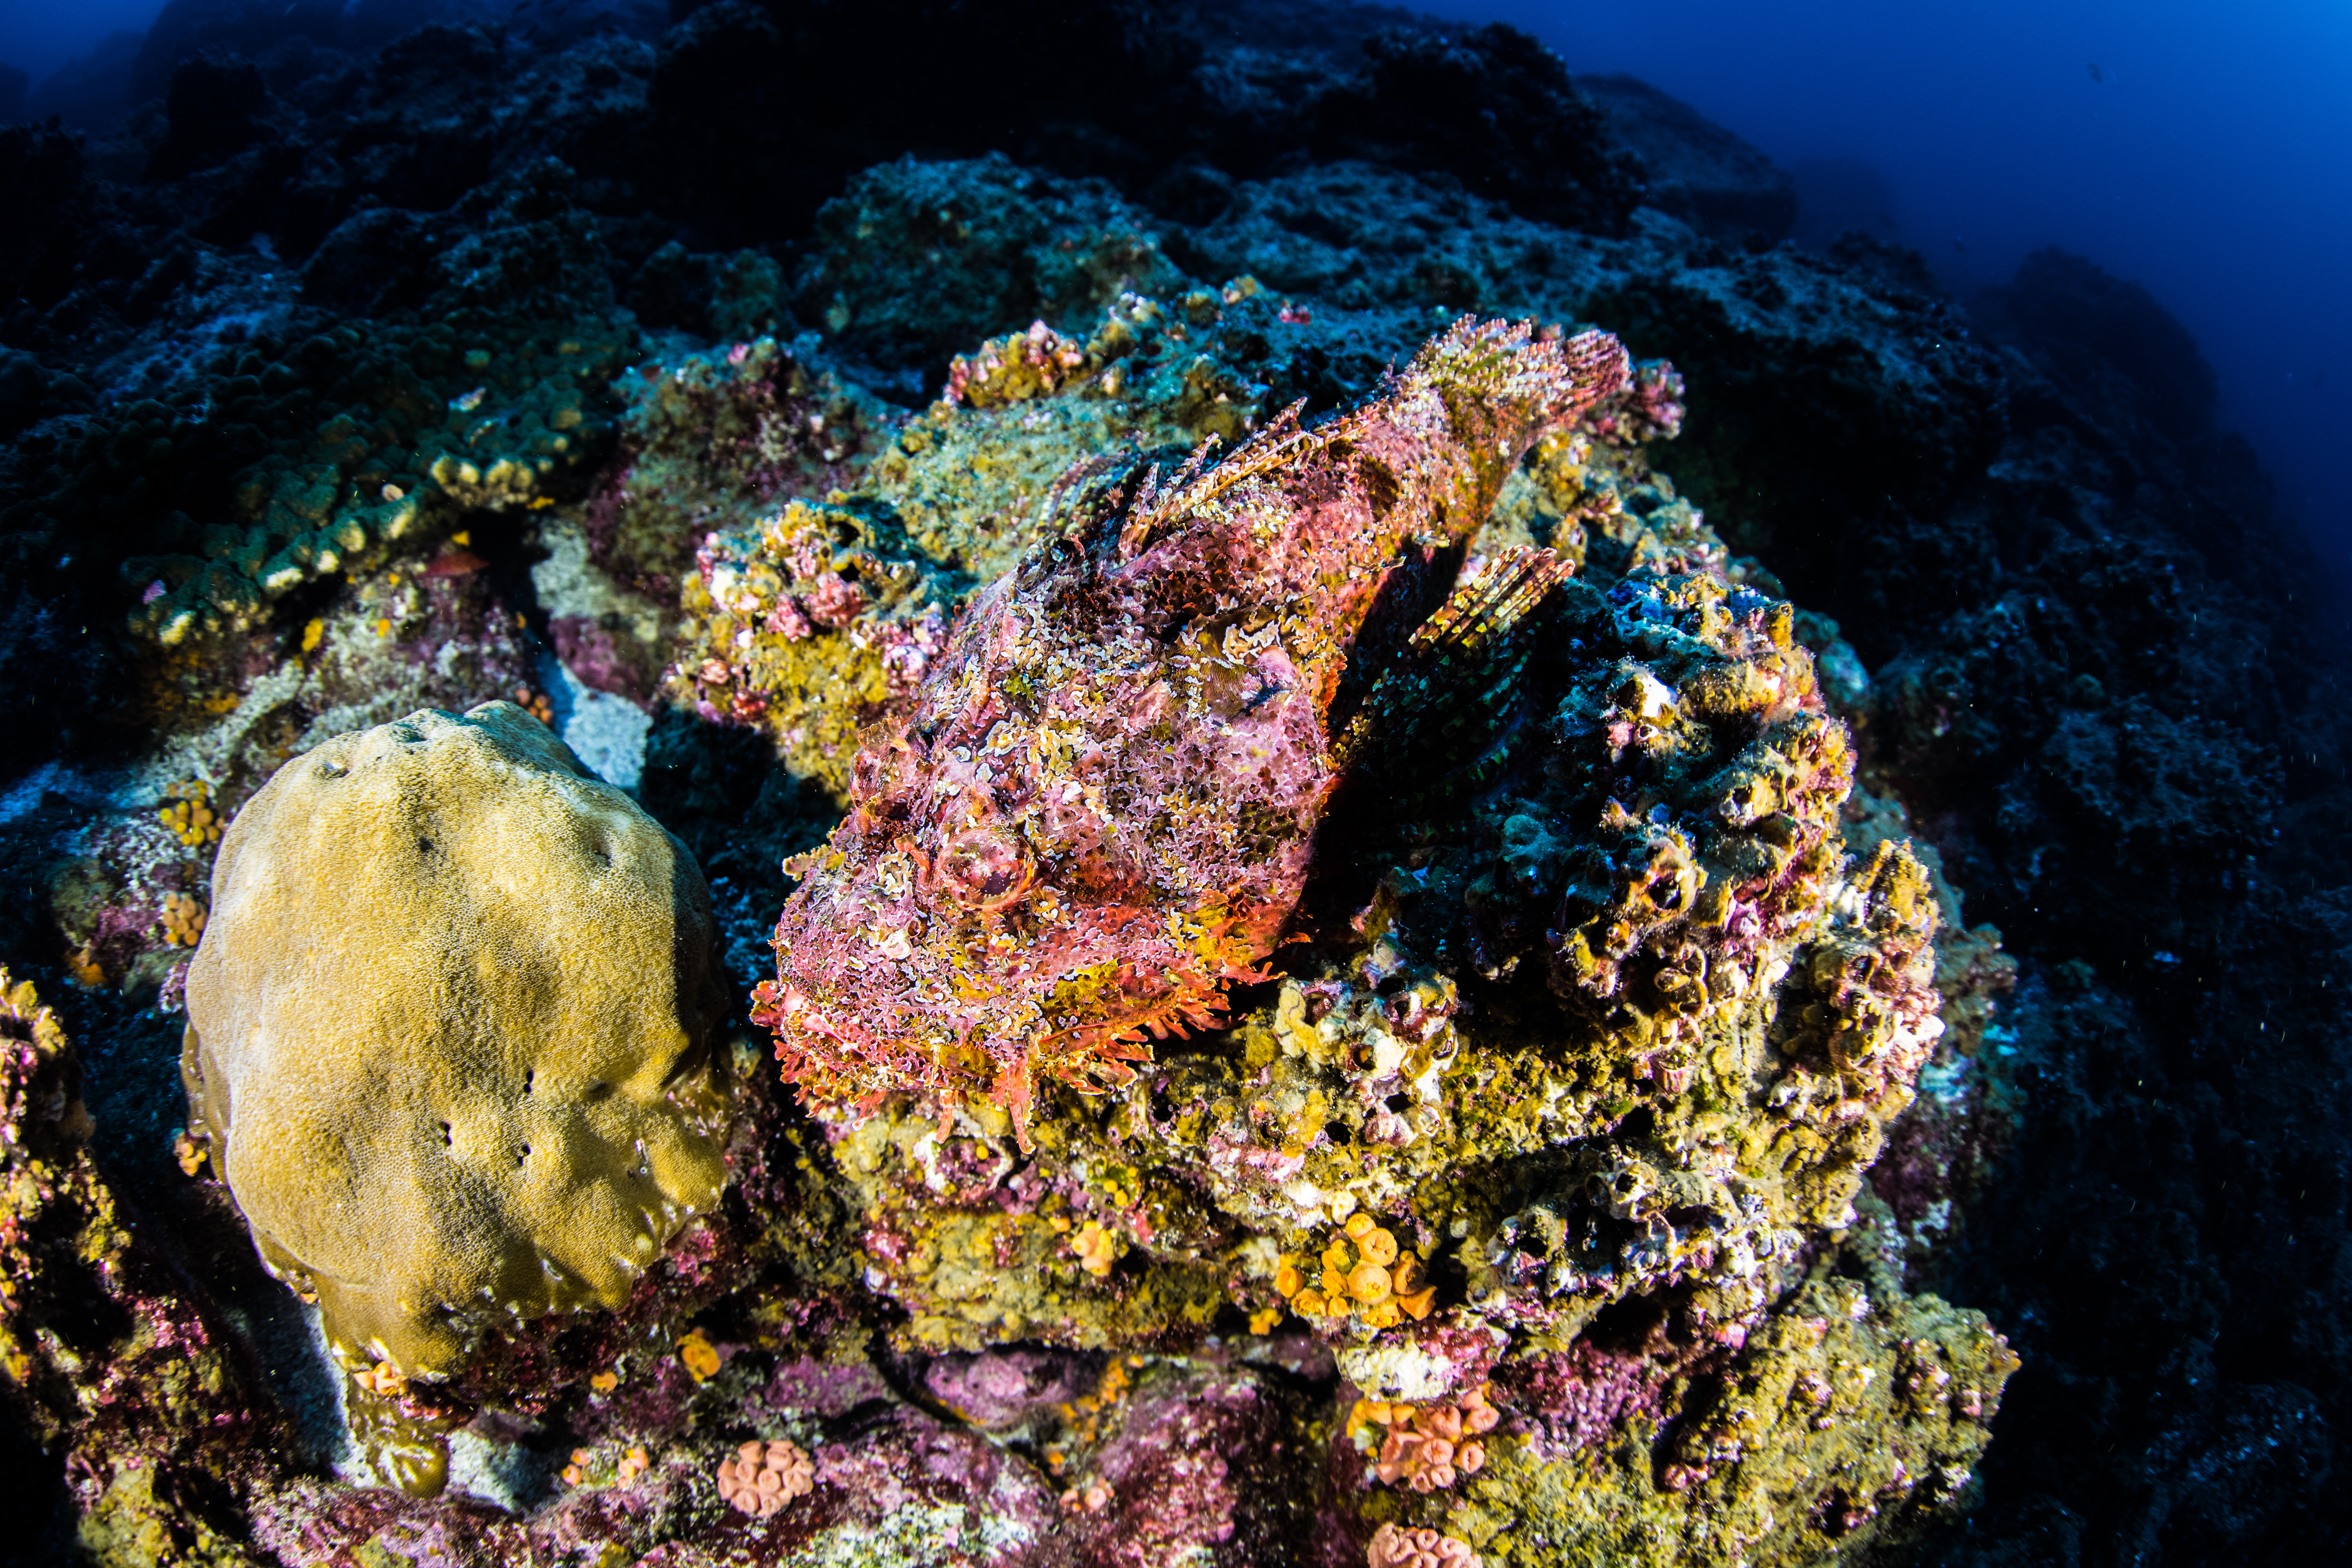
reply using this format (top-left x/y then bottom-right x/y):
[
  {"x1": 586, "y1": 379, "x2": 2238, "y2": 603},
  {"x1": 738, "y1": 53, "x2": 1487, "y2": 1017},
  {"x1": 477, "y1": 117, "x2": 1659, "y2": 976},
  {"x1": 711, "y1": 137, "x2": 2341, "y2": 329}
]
[
  {"x1": 0, "y1": 0, "x2": 158, "y2": 83},
  {"x1": 1416, "y1": 0, "x2": 2352, "y2": 592}
]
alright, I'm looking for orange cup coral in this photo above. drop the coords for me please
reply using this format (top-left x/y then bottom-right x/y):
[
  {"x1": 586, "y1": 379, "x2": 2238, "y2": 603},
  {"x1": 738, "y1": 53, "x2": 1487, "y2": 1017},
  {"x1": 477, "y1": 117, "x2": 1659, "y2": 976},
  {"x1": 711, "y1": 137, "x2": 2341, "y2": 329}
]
[
  {"x1": 716, "y1": 1438, "x2": 815, "y2": 1518},
  {"x1": 1367, "y1": 1522, "x2": 1478, "y2": 1568}
]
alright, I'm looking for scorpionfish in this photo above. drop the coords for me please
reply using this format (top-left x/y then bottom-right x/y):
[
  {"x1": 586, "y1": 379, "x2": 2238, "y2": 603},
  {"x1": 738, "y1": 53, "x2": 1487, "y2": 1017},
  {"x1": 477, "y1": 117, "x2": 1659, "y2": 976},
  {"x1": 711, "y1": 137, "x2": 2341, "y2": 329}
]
[{"x1": 754, "y1": 316, "x2": 1633, "y2": 1140}]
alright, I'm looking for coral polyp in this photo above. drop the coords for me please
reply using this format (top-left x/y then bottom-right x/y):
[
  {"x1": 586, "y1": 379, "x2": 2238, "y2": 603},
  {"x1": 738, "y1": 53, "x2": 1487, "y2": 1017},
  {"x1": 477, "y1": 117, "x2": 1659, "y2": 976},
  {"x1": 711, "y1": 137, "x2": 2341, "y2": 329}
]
[
  {"x1": 716, "y1": 1437, "x2": 816, "y2": 1517},
  {"x1": 755, "y1": 318, "x2": 1633, "y2": 1138}
]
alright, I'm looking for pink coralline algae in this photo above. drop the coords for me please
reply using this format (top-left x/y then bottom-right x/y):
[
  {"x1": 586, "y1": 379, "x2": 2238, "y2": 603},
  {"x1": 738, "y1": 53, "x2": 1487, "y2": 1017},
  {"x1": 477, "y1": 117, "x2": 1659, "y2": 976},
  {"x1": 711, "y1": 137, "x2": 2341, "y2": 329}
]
[
  {"x1": 1489, "y1": 1337, "x2": 1687, "y2": 1457},
  {"x1": 715, "y1": 1438, "x2": 814, "y2": 1517},
  {"x1": 1367, "y1": 1522, "x2": 1479, "y2": 1568},
  {"x1": 755, "y1": 318, "x2": 1634, "y2": 1138},
  {"x1": 946, "y1": 319, "x2": 1093, "y2": 409},
  {"x1": 926, "y1": 1346, "x2": 1098, "y2": 1428},
  {"x1": 1046, "y1": 1361, "x2": 1282, "y2": 1568},
  {"x1": 670, "y1": 500, "x2": 959, "y2": 780}
]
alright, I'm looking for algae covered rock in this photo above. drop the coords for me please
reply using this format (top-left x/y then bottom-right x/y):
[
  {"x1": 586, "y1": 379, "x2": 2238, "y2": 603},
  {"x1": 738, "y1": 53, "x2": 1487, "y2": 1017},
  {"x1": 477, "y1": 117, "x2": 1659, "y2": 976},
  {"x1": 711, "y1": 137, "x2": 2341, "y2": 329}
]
[
  {"x1": 180, "y1": 701, "x2": 731, "y2": 1488},
  {"x1": 0, "y1": 968, "x2": 277, "y2": 1564},
  {"x1": 699, "y1": 304, "x2": 2014, "y2": 1566}
]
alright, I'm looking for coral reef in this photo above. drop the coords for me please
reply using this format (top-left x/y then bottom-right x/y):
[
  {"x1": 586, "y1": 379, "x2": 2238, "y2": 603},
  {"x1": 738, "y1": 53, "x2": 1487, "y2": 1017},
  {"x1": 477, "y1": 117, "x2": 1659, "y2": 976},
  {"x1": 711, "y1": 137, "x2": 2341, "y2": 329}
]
[
  {"x1": 181, "y1": 701, "x2": 731, "y2": 1493},
  {"x1": 667, "y1": 497, "x2": 962, "y2": 796},
  {"x1": 1448, "y1": 1277, "x2": 2014, "y2": 1567},
  {"x1": 587, "y1": 331, "x2": 894, "y2": 604},
  {"x1": 799, "y1": 153, "x2": 1188, "y2": 378},
  {"x1": 1308, "y1": 24, "x2": 1644, "y2": 235},
  {"x1": 0, "y1": 968, "x2": 278, "y2": 1564},
  {"x1": 7, "y1": 0, "x2": 2347, "y2": 1558},
  {"x1": 755, "y1": 318, "x2": 1633, "y2": 1135},
  {"x1": 8, "y1": 253, "x2": 2027, "y2": 1560},
  {"x1": 676, "y1": 297, "x2": 2006, "y2": 1563},
  {"x1": 1574, "y1": 74, "x2": 1798, "y2": 243}
]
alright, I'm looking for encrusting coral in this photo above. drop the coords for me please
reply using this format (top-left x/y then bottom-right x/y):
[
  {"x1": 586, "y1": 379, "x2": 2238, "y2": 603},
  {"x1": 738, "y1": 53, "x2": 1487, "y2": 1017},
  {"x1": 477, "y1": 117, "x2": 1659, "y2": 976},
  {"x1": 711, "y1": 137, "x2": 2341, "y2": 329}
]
[
  {"x1": 0, "y1": 969, "x2": 272, "y2": 1564},
  {"x1": 670, "y1": 497, "x2": 964, "y2": 793},
  {"x1": 754, "y1": 317, "x2": 1633, "y2": 1140},
  {"x1": 29, "y1": 1, "x2": 2310, "y2": 1547},
  {"x1": 180, "y1": 701, "x2": 732, "y2": 1495},
  {"x1": 1, "y1": 140, "x2": 2028, "y2": 1558}
]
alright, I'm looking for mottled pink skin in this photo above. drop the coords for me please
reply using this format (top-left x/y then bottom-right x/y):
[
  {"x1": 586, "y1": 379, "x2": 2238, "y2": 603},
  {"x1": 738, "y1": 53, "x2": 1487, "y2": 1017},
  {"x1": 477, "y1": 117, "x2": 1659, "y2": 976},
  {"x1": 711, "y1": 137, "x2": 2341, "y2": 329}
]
[
  {"x1": 1580, "y1": 356, "x2": 1686, "y2": 445},
  {"x1": 757, "y1": 320, "x2": 1632, "y2": 1137}
]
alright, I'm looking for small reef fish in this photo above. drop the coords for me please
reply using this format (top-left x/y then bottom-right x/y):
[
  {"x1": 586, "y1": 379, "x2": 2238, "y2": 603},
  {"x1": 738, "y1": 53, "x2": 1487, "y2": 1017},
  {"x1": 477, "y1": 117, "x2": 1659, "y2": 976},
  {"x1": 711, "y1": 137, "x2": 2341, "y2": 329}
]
[{"x1": 754, "y1": 317, "x2": 1633, "y2": 1141}]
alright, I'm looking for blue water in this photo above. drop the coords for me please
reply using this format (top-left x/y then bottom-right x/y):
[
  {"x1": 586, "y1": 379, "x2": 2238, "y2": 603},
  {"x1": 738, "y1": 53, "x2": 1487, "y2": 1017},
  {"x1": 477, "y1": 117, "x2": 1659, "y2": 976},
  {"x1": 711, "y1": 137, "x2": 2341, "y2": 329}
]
[
  {"x1": 0, "y1": 0, "x2": 158, "y2": 84},
  {"x1": 1418, "y1": 0, "x2": 2352, "y2": 595},
  {"x1": 5, "y1": 0, "x2": 2348, "y2": 588}
]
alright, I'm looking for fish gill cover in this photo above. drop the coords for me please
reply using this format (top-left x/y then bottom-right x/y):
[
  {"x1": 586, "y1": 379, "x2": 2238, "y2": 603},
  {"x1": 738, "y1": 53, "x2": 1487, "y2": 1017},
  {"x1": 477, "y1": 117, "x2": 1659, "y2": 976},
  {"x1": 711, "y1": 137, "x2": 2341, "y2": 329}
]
[{"x1": 0, "y1": 1, "x2": 2343, "y2": 1564}]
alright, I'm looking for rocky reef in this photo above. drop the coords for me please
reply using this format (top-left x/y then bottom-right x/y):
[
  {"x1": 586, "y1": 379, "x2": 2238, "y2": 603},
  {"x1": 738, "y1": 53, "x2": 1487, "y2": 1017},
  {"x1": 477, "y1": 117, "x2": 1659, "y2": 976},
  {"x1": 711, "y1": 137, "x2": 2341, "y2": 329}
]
[{"x1": 3, "y1": 1, "x2": 2348, "y2": 1564}]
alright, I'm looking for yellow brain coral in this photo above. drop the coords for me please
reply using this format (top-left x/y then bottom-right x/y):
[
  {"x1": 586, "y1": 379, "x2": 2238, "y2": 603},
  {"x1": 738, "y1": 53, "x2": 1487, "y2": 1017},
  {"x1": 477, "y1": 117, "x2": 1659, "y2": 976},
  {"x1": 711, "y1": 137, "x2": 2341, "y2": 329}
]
[{"x1": 181, "y1": 702, "x2": 730, "y2": 1390}]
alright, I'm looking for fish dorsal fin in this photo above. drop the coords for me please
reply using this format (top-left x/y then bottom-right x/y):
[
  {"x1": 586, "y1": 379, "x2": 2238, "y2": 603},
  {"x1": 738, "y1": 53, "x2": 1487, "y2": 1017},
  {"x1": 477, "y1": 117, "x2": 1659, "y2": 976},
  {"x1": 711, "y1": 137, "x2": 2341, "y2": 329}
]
[
  {"x1": 1332, "y1": 545, "x2": 1574, "y2": 794},
  {"x1": 1116, "y1": 400, "x2": 1332, "y2": 558},
  {"x1": 1404, "y1": 544, "x2": 1573, "y2": 663}
]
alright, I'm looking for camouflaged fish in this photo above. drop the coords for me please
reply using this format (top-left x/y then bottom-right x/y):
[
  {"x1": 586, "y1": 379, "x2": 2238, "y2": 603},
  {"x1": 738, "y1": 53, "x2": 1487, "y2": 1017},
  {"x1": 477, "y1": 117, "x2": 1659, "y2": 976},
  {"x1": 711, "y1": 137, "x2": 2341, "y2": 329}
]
[{"x1": 753, "y1": 317, "x2": 1633, "y2": 1140}]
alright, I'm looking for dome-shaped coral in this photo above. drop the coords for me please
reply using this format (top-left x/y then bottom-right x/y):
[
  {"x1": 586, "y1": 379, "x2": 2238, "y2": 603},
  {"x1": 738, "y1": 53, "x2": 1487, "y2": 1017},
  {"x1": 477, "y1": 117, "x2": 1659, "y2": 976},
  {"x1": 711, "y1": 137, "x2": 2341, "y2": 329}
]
[{"x1": 181, "y1": 702, "x2": 730, "y2": 1491}]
